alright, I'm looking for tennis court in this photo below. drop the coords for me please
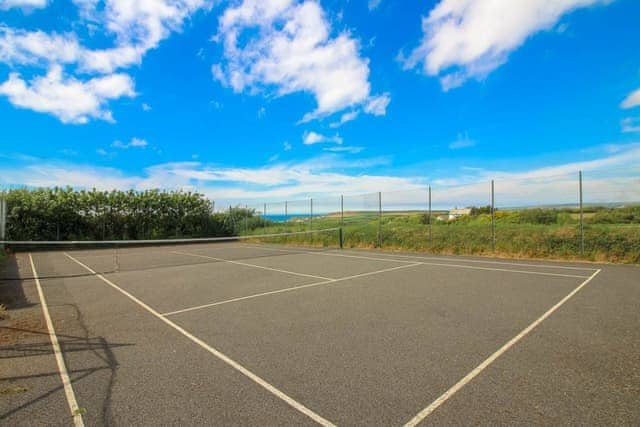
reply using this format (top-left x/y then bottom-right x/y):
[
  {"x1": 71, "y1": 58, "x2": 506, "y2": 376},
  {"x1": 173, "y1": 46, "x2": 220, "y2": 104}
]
[{"x1": 1, "y1": 231, "x2": 639, "y2": 426}]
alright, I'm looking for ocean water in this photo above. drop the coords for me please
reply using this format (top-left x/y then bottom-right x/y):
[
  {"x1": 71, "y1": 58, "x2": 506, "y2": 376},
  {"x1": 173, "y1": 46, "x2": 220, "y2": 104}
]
[{"x1": 263, "y1": 214, "x2": 310, "y2": 223}]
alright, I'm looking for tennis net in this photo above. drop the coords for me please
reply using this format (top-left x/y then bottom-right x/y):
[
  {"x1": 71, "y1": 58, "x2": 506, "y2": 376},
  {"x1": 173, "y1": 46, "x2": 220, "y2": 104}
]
[{"x1": 0, "y1": 228, "x2": 342, "y2": 281}]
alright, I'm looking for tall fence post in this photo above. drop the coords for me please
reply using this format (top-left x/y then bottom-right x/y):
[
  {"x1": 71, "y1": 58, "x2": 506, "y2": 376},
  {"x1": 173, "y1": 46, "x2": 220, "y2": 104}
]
[
  {"x1": 428, "y1": 186, "x2": 432, "y2": 249},
  {"x1": 310, "y1": 198, "x2": 313, "y2": 231},
  {"x1": 285, "y1": 200, "x2": 288, "y2": 232},
  {"x1": 579, "y1": 170, "x2": 584, "y2": 256},
  {"x1": 244, "y1": 204, "x2": 248, "y2": 234},
  {"x1": 263, "y1": 203, "x2": 267, "y2": 234},
  {"x1": 340, "y1": 195, "x2": 344, "y2": 227},
  {"x1": 377, "y1": 191, "x2": 382, "y2": 247},
  {"x1": 0, "y1": 196, "x2": 6, "y2": 246},
  {"x1": 491, "y1": 180, "x2": 496, "y2": 252}
]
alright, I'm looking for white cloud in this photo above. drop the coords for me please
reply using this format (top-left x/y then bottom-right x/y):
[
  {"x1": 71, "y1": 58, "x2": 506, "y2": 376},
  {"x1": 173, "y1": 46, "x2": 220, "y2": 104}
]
[
  {"x1": 368, "y1": 0, "x2": 382, "y2": 11},
  {"x1": 142, "y1": 102, "x2": 152, "y2": 111},
  {"x1": 0, "y1": 65, "x2": 135, "y2": 123},
  {"x1": 213, "y1": 0, "x2": 388, "y2": 122},
  {"x1": 303, "y1": 131, "x2": 343, "y2": 145},
  {"x1": 0, "y1": 0, "x2": 211, "y2": 122},
  {"x1": 621, "y1": 88, "x2": 640, "y2": 109},
  {"x1": 3, "y1": 145, "x2": 639, "y2": 209},
  {"x1": 621, "y1": 117, "x2": 640, "y2": 133},
  {"x1": 363, "y1": 93, "x2": 390, "y2": 116},
  {"x1": 330, "y1": 110, "x2": 359, "y2": 128},
  {"x1": 403, "y1": 0, "x2": 609, "y2": 90},
  {"x1": 449, "y1": 133, "x2": 475, "y2": 149},
  {"x1": 283, "y1": 141, "x2": 293, "y2": 151},
  {"x1": 0, "y1": 0, "x2": 47, "y2": 10},
  {"x1": 323, "y1": 145, "x2": 364, "y2": 154},
  {"x1": 112, "y1": 137, "x2": 149, "y2": 149}
]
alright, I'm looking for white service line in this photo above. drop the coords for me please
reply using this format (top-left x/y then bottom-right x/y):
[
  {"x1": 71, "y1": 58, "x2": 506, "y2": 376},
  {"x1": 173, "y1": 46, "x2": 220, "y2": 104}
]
[
  {"x1": 403, "y1": 268, "x2": 602, "y2": 427},
  {"x1": 63, "y1": 252, "x2": 336, "y2": 427},
  {"x1": 29, "y1": 254, "x2": 85, "y2": 427},
  {"x1": 242, "y1": 245, "x2": 589, "y2": 279},
  {"x1": 240, "y1": 244, "x2": 419, "y2": 264},
  {"x1": 162, "y1": 262, "x2": 423, "y2": 317},
  {"x1": 349, "y1": 251, "x2": 598, "y2": 272},
  {"x1": 171, "y1": 250, "x2": 333, "y2": 281}
]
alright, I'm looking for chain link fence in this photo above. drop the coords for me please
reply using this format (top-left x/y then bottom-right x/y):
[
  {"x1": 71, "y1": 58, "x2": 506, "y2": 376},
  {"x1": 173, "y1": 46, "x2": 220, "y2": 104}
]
[
  {"x1": 229, "y1": 168, "x2": 639, "y2": 262},
  {"x1": 2, "y1": 168, "x2": 639, "y2": 262}
]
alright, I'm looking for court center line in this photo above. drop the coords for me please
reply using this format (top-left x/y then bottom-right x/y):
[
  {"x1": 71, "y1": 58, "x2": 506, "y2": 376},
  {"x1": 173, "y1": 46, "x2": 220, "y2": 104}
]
[
  {"x1": 171, "y1": 250, "x2": 334, "y2": 281},
  {"x1": 162, "y1": 262, "x2": 424, "y2": 317},
  {"x1": 403, "y1": 268, "x2": 602, "y2": 427},
  {"x1": 29, "y1": 254, "x2": 85, "y2": 427},
  {"x1": 63, "y1": 252, "x2": 336, "y2": 427},
  {"x1": 240, "y1": 245, "x2": 589, "y2": 279}
]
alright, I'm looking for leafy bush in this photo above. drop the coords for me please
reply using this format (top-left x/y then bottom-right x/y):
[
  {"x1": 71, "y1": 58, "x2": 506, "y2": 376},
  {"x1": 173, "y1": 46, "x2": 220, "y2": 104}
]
[{"x1": 3, "y1": 188, "x2": 229, "y2": 241}]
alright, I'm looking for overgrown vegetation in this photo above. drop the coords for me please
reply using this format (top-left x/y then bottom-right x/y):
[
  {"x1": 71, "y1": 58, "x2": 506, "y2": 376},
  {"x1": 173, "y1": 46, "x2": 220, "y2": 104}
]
[
  {"x1": 1, "y1": 188, "x2": 638, "y2": 263},
  {"x1": 1, "y1": 188, "x2": 270, "y2": 241},
  {"x1": 245, "y1": 206, "x2": 640, "y2": 264}
]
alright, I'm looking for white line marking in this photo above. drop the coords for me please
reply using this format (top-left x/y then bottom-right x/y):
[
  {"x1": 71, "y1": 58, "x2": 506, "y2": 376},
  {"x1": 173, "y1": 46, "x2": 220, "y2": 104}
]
[
  {"x1": 163, "y1": 262, "x2": 423, "y2": 317},
  {"x1": 346, "y1": 251, "x2": 597, "y2": 272},
  {"x1": 241, "y1": 245, "x2": 589, "y2": 279},
  {"x1": 411, "y1": 262, "x2": 590, "y2": 279},
  {"x1": 29, "y1": 254, "x2": 85, "y2": 427},
  {"x1": 403, "y1": 268, "x2": 602, "y2": 427},
  {"x1": 240, "y1": 244, "x2": 418, "y2": 264},
  {"x1": 171, "y1": 250, "x2": 333, "y2": 281},
  {"x1": 63, "y1": 252, "x2": 336, "y2": 427}
]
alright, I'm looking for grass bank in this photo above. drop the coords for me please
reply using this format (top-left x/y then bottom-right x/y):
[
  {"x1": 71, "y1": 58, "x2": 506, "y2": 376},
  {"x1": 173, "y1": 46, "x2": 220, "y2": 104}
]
[{"x1": 242, "y1": 210, "x2": 640, "y2": 264}]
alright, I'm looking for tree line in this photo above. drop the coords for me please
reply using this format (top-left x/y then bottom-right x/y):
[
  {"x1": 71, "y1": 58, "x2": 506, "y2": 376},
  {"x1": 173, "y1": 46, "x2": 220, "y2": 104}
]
[{"x1": 0, "y1": 188, "x2": 267, "y2": 241}]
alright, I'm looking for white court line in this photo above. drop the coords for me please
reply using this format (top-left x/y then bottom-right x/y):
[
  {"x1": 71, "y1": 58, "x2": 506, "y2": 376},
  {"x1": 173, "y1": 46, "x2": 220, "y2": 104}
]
[
  {"x1": 240, "y1": 245, "x2": 589, "y2": 279},
  {"x1": 240, "y1": 244, "x2": 418, "y2": 265},
  {"x1": 162, "y1": 262, "x2": 423, "y2": 317},
  {"x1": 403, "y1": 268, "x2": 602, "y2": 427},
  {"x1": 347, "y1": 251, "x2": 598, "y2": 272},
  {"x1": 172, "y1": 250, "x2": 333, "y2": 281},
  {"x1": 29, "y1": 254, "x2": 85, "y2": 427},
  {"x1": 63, "y1": 252, "x2": 336, "y2": 427},
  {"x1": 243, "y1": 244, "x2": 597, "y2": 272}
]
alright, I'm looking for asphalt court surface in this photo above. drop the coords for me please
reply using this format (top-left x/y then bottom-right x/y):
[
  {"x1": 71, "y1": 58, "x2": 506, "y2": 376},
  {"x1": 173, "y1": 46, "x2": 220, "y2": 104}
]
[{"x1": 3, "y1": 242, "x2": 639, "y2": 426}]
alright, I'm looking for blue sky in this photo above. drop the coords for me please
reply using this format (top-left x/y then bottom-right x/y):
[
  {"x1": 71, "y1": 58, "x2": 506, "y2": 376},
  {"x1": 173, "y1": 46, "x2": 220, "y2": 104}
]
[{"x1": 0, "y1": 0, "x2": 639, "y2": 208}]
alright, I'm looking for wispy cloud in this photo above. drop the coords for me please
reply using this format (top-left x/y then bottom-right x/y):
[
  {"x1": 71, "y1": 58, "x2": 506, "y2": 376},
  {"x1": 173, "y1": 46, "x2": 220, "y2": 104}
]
[
  {"x1": 303, "y1": 131, "x2": 343, "y2": 145},
  {"x1": 402, "y1": 0, "x2": 609, "y2": 90},
  {"x1": 323, "y1": 146, "x2": 364, "y2": 154},
  {"x1": 112, "y1": 138, "x2": 149, "y2": 149},
  {"x1": 621, "y1": 88, "x2": 640, "y2": 109},
  {"x1": 3, "y1": 145, "x2": 639, "y2": 210},
  {"x1": 449, "y1": 133, "x2": 475, "y2": 150},
  {"x1": 368, "y1": 0, "x2": 383, "y2": 11},
  {"x1": 621, "y1": 117, "x2": 640, "y2": 133},
  {"x1": 0, "y1": 0, "x2": 47, "y2": 10}
]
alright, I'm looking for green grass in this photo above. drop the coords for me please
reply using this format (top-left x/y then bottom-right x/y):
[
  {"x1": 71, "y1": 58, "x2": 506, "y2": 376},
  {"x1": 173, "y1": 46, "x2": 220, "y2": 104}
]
[{"x1": 241, "y1": 212, "x2": 640, "y2": 264}]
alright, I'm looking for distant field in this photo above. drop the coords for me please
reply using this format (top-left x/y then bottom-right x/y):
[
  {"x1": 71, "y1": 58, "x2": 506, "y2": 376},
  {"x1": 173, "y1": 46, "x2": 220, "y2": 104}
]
[{"x1": 244, "y1": 208, "x2": 640, "y2": 264}]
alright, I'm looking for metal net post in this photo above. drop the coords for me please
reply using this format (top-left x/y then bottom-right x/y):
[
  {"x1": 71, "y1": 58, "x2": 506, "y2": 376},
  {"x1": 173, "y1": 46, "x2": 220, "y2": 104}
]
[
  {"x1": 0, "y1": 196, "x2": 6, "y2": 247},
  {"x1": 310, "y1": 198, "x2": 313, "y2": 231},
  {"x1": 579, "y1": 170, "x2": 584, "y2": 256},
  {"x1": 491, "y1": 180, "x2": 496, "y2": 252},
  {"x1": 340, "y1": 195, "x2": 344, "y2": 227},
  {"x1": 428, "y1": 186, "x2": 432, "y2": 249},
  {"x1": 377, "y1": 192, "x2": 382, "y2": 247},
  {"x1": 263, "y1": 203, "x2": 267, "y2": 235}
]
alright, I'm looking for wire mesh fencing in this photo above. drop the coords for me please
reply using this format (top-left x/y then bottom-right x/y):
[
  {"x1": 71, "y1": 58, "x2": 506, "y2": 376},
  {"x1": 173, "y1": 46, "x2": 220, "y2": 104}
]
[{"x1": 1, "y1": 168, "x2": 639, "y2": 262}]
